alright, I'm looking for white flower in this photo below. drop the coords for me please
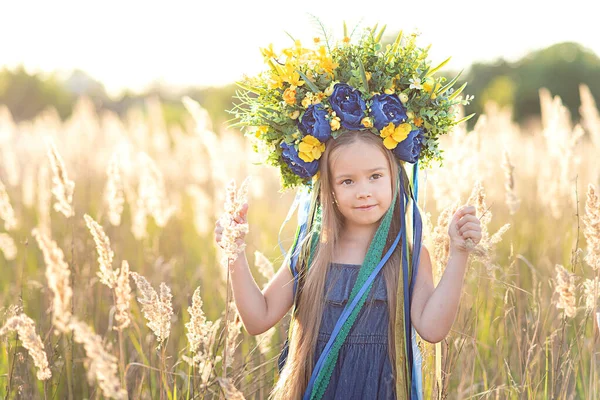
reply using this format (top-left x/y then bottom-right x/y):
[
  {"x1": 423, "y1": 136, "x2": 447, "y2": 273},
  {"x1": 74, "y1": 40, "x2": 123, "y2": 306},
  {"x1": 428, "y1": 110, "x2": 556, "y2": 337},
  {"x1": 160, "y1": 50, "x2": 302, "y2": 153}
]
[{"x1": 409, "y1": 77, "x2": 422, "y2": 90}]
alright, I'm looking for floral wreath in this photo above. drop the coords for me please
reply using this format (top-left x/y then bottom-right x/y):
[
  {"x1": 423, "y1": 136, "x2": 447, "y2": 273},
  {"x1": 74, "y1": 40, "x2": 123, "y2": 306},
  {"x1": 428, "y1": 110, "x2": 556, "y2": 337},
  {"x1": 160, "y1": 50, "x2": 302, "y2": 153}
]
[{"x1": 230, "y1": 22, "x2": 474, "y2": 190}]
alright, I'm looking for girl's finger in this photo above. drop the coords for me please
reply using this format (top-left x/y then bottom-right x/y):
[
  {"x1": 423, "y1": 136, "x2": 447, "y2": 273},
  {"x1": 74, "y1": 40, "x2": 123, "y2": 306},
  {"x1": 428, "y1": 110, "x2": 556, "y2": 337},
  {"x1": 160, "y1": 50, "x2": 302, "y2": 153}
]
[
  {"x1": 457, "y1": 214, "x2": 478, "y2": 229},
  {"x1": 459, "y1": 222, "x2": 479, "y2": 235},
  {"x1": 462, "y1": 230, "x2": 482, "y2": 241}
]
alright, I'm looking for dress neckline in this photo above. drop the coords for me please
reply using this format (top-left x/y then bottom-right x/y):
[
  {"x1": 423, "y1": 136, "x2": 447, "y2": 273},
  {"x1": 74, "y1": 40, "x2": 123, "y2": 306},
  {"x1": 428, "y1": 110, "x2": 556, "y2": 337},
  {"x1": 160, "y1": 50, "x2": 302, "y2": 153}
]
[{"x1": 331, "y1": 262, "x2": 362, "y2": 267}]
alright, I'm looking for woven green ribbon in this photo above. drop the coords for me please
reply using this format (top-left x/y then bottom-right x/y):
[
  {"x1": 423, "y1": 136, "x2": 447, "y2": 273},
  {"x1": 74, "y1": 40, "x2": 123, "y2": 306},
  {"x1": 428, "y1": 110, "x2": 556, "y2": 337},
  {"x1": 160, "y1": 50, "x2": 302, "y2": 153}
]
[{"x1": 308, "y1": 185, "x2": 399, "y2": 400}]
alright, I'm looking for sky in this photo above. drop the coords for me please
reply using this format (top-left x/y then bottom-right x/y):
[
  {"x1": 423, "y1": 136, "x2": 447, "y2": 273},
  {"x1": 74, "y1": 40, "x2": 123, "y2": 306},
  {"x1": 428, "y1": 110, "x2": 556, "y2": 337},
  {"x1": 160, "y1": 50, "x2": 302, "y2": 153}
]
[{"x1": 2, "y1": 0, "x2": 598, "y2": 98}]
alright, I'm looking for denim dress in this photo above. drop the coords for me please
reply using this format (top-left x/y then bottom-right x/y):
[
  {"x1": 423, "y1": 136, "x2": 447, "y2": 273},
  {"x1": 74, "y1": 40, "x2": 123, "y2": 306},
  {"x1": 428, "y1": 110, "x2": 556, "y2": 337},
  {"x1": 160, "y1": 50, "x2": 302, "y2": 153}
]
[{"x1": 314, "y1": 262, "x2": 396, "y2": 399}]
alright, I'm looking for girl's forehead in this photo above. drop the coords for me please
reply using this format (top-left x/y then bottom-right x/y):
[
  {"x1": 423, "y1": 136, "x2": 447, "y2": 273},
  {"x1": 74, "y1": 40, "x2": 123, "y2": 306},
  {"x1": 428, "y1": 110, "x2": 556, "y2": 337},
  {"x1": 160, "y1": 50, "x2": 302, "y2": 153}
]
[{"x1": 330, "y1": 141, "x2": 389, "y2": 175}]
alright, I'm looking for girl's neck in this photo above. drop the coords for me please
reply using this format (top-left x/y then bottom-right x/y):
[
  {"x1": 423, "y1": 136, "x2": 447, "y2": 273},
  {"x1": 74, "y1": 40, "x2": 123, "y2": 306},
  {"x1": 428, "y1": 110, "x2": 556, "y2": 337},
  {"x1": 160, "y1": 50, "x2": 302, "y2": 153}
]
[{"x1": 334, "y1": 223, "x2": 378, "y2": 264}]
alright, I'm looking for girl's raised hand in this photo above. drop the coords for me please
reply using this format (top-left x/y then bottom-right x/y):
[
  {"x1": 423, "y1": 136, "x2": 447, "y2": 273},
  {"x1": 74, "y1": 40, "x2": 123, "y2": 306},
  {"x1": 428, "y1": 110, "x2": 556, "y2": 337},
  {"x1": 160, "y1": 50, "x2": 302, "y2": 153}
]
[
  {"x1": 447, "y1": 205, "x2": 482, "y2": 254},
  {"x1": 214, "y1": 202, "x2": 249, "y2": 250}
]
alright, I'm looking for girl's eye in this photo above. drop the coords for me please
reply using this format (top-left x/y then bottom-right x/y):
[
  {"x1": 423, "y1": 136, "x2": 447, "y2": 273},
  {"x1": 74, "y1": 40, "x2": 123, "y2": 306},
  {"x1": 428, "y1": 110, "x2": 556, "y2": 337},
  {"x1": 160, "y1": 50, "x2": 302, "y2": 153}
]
[
  {"x1": 371, "y1": 173, "x2": 382, "y2": 180},
  {"x1": 341, "y1": 179, "x2": 353, "y2": 185}
]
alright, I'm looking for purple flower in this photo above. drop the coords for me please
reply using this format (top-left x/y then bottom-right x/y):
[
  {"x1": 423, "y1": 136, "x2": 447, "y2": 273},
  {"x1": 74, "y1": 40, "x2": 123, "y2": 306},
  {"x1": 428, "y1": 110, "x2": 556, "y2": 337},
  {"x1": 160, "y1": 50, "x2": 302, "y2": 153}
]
[
  {"x1": 393, "y1": 128, "x2": 425, "y2": 163},
  {"x1": 369, "y1": 93, "x2": 408, "y2": 130},
  {"x1": 329, "y1": 83, "x2": 366, "y2": 130},
  {"x1": 298, "y1": 104, "x2": 332, "y2": 142},
  {"x1": 280, "y1": 142, "x2": 319, "y2": 179}
]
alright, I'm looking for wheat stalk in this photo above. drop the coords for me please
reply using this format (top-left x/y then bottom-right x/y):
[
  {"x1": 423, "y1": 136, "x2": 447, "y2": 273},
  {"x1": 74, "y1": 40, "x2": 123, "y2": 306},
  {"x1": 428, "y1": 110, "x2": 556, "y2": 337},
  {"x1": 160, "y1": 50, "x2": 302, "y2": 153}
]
[
  {"x1": 554, "y1": 264, "x2": 577, "y2": 318},
  {"x1": 0, "y1": 232, "x2": 17, "y2": 261},
  {"x1": 130, "y1": 272, "x2": 172, "y2": 347},
  {"x1": 68, "y1": 318, "x2": 127, "y2": 399},
  {"x1": 0, "y1": 178, "x2": 17, "y2": 230},
  {"x1": 84, "y1": 214, "x2": 117, "y2": 288},
  {"x1": 0, "y1": 314, "x2": 52, "y2": 380},
  {"x1": 31, "y1": 228, "x2": 72, "y2": 333},
  {"x1": 45, "y1": 137, "x2": 75, "y2": 218}
]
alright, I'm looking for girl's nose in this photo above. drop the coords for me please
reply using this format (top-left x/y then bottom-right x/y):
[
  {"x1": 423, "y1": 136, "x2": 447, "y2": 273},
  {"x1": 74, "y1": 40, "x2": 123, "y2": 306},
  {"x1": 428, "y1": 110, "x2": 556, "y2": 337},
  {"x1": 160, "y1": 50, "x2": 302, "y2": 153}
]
[{"x1": 357, "y1": 190, "x2": 372, "y2": 199}]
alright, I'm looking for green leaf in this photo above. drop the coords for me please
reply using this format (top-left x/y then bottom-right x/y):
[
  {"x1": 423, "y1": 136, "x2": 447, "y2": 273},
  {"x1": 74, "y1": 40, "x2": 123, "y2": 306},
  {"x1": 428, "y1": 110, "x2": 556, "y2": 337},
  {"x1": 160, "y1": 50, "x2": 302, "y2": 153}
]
[
  {"x1": 453, "y1": 113, "x2": 476, "y2": 125},
  {"x1": 375, "y1": 24, "x2": 387, "y2": 43},
  {"x1": 343, "y1": 21, "x2": 348, "y2": 38},
  {"x1": 235, "y1": 81, "x2": 263, "y2": 95},
  {"x1": 357, "y1": 59, "x2": 370, "y2": 94},
  {"x1": 425, "y1": 56, "x2": 451, "y2": 78},
  {"x1": 295, "y1": 69, "x2": 320, "y2": 93},
  {"x1": 448, "y1": 82, "x2": 468, "y2": 100},
  {"x1": 437, "y1": 69, "x2": 463, "y2": 95}
]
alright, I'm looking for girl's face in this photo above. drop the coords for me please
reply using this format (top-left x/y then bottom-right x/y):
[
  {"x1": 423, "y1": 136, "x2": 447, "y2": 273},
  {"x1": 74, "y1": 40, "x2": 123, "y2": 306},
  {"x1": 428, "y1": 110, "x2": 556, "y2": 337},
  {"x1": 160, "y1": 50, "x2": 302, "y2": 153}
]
[{"x1": 329, "y1": 140, "x2": 393, "y2": 230}]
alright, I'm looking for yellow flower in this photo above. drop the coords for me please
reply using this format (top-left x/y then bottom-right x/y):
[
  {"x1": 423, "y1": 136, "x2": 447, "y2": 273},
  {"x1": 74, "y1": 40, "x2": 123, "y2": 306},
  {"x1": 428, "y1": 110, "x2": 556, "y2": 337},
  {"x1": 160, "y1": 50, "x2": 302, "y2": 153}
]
[
  {"x1": 399, "y1": 93, "x2": 409, "y2": 103},
  {"x1": 423, "y1": 77, "x2": 439, "y2": 99},
  {"x1": 313, "y1": 37, "x2": 321, "y2": 44},
  {"x1": 365, "y1": 71, "x2": 372, "y2": 81},
  {"x1": 260, "y1": 44, "x2": 277, "y2": 61},
  {"x1": 406, "y1": 111, "x2": 415, "y2": 120},
  {"x1": 379, "y1": 122, "x2": 411, "y2": 149},
  {"x1": 254, "y1": 126, "x2": 268, "y2": 138},
  {"x1": 289, "y1": 110, "x2": 300, "y2": 120},
  {"x1": 361, "y1": 117, "x2": 373, "y2": 128},
  {"x1": 343, "y1": 36, "x2": 351, "y2": 44},
  {"x1": 283, "y1": 88, "x2": 297, "y2": 105},
  {"x1": 324, "y1": 85, "x2": 335, "y2": 97},
  {"x1": 298, "y1": 135, "x2": 326, "y2": 162},
  {"x1": 414, "y1": 117, "x2": 424, "y2": 127},
  {"x1": 330, "y1": 116, "x2": 341, "y2": 131},
  {"x1": 384, "y1": 87, "x2": 395, "y2": 95},
  {"x1": 301, "y1": 94, "x2": 312, "y2": 108}
]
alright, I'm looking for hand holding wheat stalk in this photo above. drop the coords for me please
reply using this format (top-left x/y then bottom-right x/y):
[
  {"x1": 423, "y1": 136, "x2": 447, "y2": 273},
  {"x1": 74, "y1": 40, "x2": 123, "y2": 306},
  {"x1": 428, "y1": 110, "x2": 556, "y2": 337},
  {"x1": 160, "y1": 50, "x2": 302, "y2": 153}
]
[{"x1": 215, "y1": 178, "x2": 250, "y2": 382}]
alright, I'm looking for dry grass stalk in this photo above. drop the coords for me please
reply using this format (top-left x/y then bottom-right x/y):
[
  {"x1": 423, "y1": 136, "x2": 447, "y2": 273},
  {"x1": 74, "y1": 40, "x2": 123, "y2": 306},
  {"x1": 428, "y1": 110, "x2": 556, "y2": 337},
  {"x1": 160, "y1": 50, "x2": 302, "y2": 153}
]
[
  {"x1": 37, "y1": 165, "x2": 52, "y2": 235},
  {"x1": 0, "y1": 232, "x2": 17, "y2": 261},
  {"x1": 45, "y1": 138, "x2": 75, "y2": 218},
  {"x1": 137, "y1": 153, "x2": 175, "y2": 228},
  {"x1": 579, "y1": 84, "x2": 600, "y2": 149},
  {"x1": 68, "y1": 319, "x2": 127, "y2": 399},
  {"x1": 583, "y1": 184, "x2": 600, "y2": 270},
  {"x1": 465, "y1": 182, "x2": 510, "y2": 274},
  {"x1": 254, "y1": 250, "x2": 274, "y2": 283},
  {"x1": 0, "y1": 178, "x2": 17, "y2": 230},
  {"x1": 217, "y1": 377, "x2": 246, "y2": 400},
  {"x1": 104, "y1": 153, "x2": 125, "y2": 226},
  {"x1": 219, "y1": 178, "x2": 250, "y2": 264},
  {"x1": 113, "y1": 260, "x2": 132, "y2": 331},
  {"x1": 31, "y1": 228, "x2": 72, "y2": 333},
  {"x1": 130, "y1": 272, "x2": 172, "y2": 346},
  {"x1": 502, "y1": 150, "x2": 521, "y2": 215},
  {"x1": 583, "y1": 277, "x2": 600, "y2": 313},
  {"x1": 554, "y1": 264, "x2": 577, "y2": 318},
  {"x1": 185, "y1": 287, "x2": 213, "y2": 360},
  {"x1": 0, "y1": 314, "x2": 52, "y2": 380},
  {"x1": 430, "y1": 202, "x2": 458, "y2": 278},
  {"x1": 224, "y1": 302, "x2": 243, "y2": 370},
  {"x1": 84, "y1": 214, "x2": 117, "y2": 288}
]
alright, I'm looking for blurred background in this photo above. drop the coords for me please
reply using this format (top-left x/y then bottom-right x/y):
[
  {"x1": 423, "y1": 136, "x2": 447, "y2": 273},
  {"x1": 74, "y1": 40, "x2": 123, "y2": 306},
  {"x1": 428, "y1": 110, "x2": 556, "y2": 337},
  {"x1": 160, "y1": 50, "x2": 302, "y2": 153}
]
[
  {"x1": 1, "y1": 1, "x2": 600, "y2": 399},
  {"x1": 2, "y1": 0, "x2": 600, "y2": 130}
]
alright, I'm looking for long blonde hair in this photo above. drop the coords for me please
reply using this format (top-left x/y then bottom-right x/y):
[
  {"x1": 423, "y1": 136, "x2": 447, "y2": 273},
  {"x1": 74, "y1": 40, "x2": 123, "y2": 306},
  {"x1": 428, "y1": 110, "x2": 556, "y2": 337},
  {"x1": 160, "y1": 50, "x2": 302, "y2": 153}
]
[{"x1": 271, "y1": 129, "x2": 408, "y2": 399}]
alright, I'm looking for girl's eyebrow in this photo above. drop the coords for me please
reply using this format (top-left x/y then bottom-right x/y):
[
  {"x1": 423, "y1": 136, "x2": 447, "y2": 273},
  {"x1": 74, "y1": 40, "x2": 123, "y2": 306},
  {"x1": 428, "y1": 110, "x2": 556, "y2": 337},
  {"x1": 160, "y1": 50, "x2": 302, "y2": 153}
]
[{"x1": 335, "y1": 167, "x2": 387, "y2": 180}]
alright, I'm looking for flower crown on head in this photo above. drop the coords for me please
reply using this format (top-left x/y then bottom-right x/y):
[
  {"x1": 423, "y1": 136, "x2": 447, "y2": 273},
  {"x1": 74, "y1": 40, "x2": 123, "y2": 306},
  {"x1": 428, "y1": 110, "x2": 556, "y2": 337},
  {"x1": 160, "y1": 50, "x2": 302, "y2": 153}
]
[{"x1": 230, "y1": 22, "x2": 474, "y2": 190}]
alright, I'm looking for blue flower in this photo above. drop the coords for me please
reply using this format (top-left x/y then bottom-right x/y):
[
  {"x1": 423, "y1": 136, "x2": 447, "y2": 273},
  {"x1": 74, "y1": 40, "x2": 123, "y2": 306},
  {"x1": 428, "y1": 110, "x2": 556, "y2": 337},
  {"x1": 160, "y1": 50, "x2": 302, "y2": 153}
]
[
  {"x1": 298, "y1": 104, "x2": 332, "y2": 142},
  {"x1": 280, "y1": 141, "x2": 319, "y2": 179},
  {"x1": 369, "y1": 93, "x2": 408, "y2": 130},
  {"x1": 329, "y1": 83, "x2": 366, "y2": 130},
  {"x1": 393, "y1": 128, "x2": 425, "y2": 163}
]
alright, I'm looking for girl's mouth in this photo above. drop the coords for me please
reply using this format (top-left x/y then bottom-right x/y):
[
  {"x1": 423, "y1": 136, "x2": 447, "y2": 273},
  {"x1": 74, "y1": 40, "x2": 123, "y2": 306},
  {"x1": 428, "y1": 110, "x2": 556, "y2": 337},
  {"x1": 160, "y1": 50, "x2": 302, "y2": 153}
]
[{"x1": 355, "y1": 205, "x2": 376, "y2": 211}]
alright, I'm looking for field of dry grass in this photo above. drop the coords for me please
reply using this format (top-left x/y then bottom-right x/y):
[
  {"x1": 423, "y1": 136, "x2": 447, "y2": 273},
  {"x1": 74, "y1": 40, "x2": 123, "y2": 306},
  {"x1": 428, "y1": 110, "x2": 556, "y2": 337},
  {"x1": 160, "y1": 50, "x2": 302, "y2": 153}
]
[{"x1": 0, "y1": 85, "x2": 599, "y2": 399}]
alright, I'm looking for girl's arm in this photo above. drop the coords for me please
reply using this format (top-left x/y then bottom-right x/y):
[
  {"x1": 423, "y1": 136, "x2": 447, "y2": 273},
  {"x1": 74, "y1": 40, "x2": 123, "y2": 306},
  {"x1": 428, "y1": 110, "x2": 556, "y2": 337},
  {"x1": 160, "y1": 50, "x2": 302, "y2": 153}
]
[
  {"x1": 410, "y1": 205, "x2": 482, "y2": 343},
  {"x1": 228, "y1": 252, "x2": 295, "y2": 335},
  {"x1": 215, "y1": 203, "x2": 295, "y2": 336}
]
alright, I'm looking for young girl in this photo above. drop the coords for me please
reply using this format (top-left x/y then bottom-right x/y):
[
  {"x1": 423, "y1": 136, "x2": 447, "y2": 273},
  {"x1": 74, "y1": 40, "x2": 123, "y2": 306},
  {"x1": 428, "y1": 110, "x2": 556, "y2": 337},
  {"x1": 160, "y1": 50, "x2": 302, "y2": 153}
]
[
  {"x1": 217, "y1": 24, "x2": 480, "y2": 399},
  {"x1": 215, "y1": 129, "x2": 482, "y2": 399}
]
